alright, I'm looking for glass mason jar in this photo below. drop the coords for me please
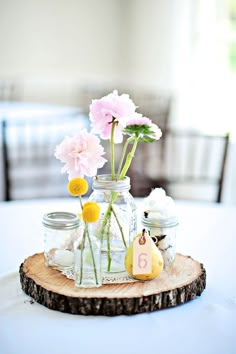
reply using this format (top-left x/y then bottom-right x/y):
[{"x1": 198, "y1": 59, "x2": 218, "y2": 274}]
[
  {"x1": 43, "y1": 212, "x2": 79, "y2": 270},
  {"x1": 89, "y1": 175, "x2": 137, "y2": 273},
  {"x1": 142, "y1": 215, "x2": 178, "y2": 269},
  {"x1": 74, "y1": 221, "x2": 102, "y2": 288}
]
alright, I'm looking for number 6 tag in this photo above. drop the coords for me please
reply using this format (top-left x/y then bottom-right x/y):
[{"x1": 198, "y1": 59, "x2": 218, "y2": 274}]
[{"x1": 133, "y1": 229, "x2": 152, "y2": 275}]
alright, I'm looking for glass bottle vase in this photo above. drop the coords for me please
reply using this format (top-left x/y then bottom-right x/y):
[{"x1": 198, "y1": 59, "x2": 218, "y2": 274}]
[
  {"x1": 74, "y1": 220, "x2": 102, "y2": 288},
  {"x1": 89, "y1": 175, "x2": 137, "y2": 273}
]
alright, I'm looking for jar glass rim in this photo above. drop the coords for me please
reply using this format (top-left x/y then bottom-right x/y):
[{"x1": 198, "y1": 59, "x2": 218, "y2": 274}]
[
  {"x1": 42, "y1": 211, "x2": 80, "y2": 230},
  {"x1": 92, "y1": 174, "x2": 130, "y2": 191},
  {"x1": 142, "y1": 215, "x2": 178, "y2": 228}
]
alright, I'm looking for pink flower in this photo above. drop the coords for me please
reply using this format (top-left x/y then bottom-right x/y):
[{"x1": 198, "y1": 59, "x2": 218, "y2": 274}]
[
  {"x1": 126, "y1": 115, "x2": 152, "y2": 127},
  {"x1": 148, "y1": 123, "x2": 162, "y2": 140},
  {"x1": 55, "y1": 129, "x2": 107, "y2": 179},
  {"x1": 89, "y1": 90, "x2": 137, "y2": 143},
  {"x1": 124, "y1": 114, "x2": 162, "y2": 141}
]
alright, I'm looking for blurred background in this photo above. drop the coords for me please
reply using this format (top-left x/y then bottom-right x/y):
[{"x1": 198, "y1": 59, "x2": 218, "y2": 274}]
[{"x1": 0, "y1": 0, "x2": 235, "y2": 204}]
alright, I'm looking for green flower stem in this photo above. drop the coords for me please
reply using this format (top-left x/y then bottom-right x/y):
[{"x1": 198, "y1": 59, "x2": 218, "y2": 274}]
[
  {"x1": 108, "y1": 139, "x2": 140, "y2": 255},
  {"x1": 79, "y1": 224, "x2": 87, "y2": 284},
  {"x1": 78, "y1": 195, "x2": 98, "y2": 285},
  {"x1": 98, "y1": 136, "x2": 139, "y2": 271},
  {"x1": 119, "y1": 138, "x2": 139, "y2": 179},
  {"x1": 110, "y1": 204, "x2": 127, "y2": 248},
  {"x1": 98, "y1": 201, "x2": 112, "y2": 242},
  {"x1": 117, "y1": 137, "x2": 131, "y2": 177},
  {"x1": 98, "y1": 191, "x2": 128, "y2": 271},
  {"x1": 98, "y1": 193, "x2": 120, "y2": 272},
  {"x1": 105, "y1": 211, "x2": 112, "y2": 272},
  {"x1": 101, "y1": 191, "x2": 126, "y2": 249},
  {"x1": 86, "y1": 225, "x2": 99, "y2": 285},
  {"x1": 78, "y1": 195, "x2": 83, "y2": 211},
  {"x1": 110, "y1": 121, "x2": 116, "y2": 179}
]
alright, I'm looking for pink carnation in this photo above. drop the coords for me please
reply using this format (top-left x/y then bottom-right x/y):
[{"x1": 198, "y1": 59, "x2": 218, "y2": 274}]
[
  {"x1": 89, "y1": 90, "x2": 136, "y2": 143},
  {"x1": 55, "y1": 129, "x2": 107, "y2": 179}
]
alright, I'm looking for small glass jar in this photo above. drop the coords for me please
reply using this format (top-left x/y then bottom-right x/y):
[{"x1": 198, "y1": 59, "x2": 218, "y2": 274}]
[
  {"x1": 74, "y1": 221, "x2": 102, "y2": 288},
  {"x1": 43, "y1": 212, "x2": 80, "y2": 270},
  {"x1": 89, "y1": 175, "x2": 137, "y2": 273},
  {"x1": 142, "y1": 215, "x2": 178, "y2": 269}
]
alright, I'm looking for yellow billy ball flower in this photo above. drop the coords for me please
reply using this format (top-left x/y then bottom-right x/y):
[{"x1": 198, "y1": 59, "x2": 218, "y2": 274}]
[
  {"x1": 82, "y1": 202, "x2": 100, "y2": 223},
  {"x1": 83, "y1": 201, "x2": 96, "y2": 209},
  {"x1": 67, "y1": 177, "x2": 88, "y2": 196}
]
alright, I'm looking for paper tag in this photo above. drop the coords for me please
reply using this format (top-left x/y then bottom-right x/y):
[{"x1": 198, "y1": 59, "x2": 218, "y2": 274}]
[{"x1": 133, "y1": 230, "x2": 152, "y2": 275}]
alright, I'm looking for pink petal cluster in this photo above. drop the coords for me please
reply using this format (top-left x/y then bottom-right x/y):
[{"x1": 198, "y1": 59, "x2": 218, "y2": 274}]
[
  {"x1": 126, "y1": 114, "x2": 162, "y2": 140},
  {"x1": 126, "y1": 115, "x2": 152, "y2": 126},
  {"x1": 89, "y1": 90, "x2": 137, "y2": 143},
  {"x1": 55, "y1": 129, "x2": 107, "y2": 179},
  {"x1": 149, "y1": 123, "x2": 162, "y2": 140}
]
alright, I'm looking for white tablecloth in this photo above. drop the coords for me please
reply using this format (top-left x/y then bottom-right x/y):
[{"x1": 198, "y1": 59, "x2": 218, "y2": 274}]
[
  {"x1": 0, "y1": 199, "x2": 235, "y2": 354},
  {"x1": 0, "y1": 102, "x2": 89, "y2": 201},
  {"x1": 0, "y1": 101, "x2": 82, "y2": 121}
]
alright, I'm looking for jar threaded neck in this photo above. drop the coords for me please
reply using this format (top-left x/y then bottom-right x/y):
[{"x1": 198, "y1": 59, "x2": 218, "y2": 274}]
[
  {"x1": 92, "y1": 175, "x2": 131, "y2": 192},
  {"x1": 43, "y1": 212, "x2": 80, "y2": 230},
  {"x1": 142, "y1": 215, "x2": 178, "y2": 228}
]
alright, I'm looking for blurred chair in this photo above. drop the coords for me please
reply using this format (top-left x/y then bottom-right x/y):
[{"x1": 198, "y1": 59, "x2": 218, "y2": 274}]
[
  {"x1": 129, "y1": 129, "x2": 229, "y2": 203},
  {"x1": 127, "y1": 90, "x2": 172, "y2": 178},
  {"x1": 0, "y1": 80, "x2": 21, "y2": 101},
  {"x1": 1, "y1": 114, "x2": 89, "y2": 201},
  {"x1": 128, "y1": 90, "x2": 172, "y2": 131},
  {"x1": 76, "y1": 85, "x2": 112, "y2": 114}
]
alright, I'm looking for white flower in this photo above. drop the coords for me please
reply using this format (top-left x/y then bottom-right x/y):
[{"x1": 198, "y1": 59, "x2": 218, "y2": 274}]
[{"x1": 143, "y1": 188, "x2": 176, "y2": 219}]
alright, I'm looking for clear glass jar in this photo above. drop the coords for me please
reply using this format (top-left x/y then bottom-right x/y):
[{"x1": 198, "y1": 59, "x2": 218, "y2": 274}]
[
  {"x1": 74, "y1": 221, "x2": 102, "y2": 288},
  {"x1": 43, "y1": 212, "x2": 79, "y2": 270},
  {"x1": 89, "y1": 175, "x2": 137, "y2": 273},
  {"x1": 142, "y1": 215, "x2": 178, "y2": 269}
]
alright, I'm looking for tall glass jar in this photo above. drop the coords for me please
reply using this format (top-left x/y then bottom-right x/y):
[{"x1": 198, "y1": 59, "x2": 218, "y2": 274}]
[
  {"x1": 74, "y1": 220, "x2": 102, "y2": 288},
  {"x1": 142, "y1": 215, "x2": 178, "y2": 269},
  {"x1": 89, "y1": 175, "x2": 137, "y2": 273},
  {"x1": 43, "y1": 212, "x2": 79, "y2": 270}
]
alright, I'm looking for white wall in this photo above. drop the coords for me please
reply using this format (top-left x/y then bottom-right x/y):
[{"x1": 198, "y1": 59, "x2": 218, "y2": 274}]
[
  {"x1": 0, "y1": 0, "x2": 193, "y2": 101},
  {"x1": 0, "y1": 0, "x2": 121, "y2": 80},
  {"x1": 0, "y1": 0, "x2": 124, "y2": 104},
  {"x1": 122, "y1": 0, "x2": 194, "y2": 92}
]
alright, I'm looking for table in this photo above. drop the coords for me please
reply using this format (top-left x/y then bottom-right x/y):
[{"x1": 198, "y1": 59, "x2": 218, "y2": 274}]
[
  {"x1": 0, "y1": 199, "x2": 235, "y2": 354},
  {"x1": 0, "y1": 102, "x2": 89, "y2": 201},
  {"x1": 0, "y1": 101, "x2": 82, "y2": 121}
]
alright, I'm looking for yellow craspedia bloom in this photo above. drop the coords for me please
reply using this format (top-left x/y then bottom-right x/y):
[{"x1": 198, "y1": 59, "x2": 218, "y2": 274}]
[
  {"x1": 67, "y1": 177, "x2": 88, "y2": 196},
  {"x1": 82, "y1": 202, "x2": 100, "y2": 223},
  {"x1": 83, "y1": 201, "x2": 96, "y2": 209}
]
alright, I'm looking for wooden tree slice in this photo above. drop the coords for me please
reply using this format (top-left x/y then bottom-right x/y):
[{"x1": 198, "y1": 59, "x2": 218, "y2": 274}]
[{"x1": 19, "y1": 253, "x2": 206, "y2": 316}]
